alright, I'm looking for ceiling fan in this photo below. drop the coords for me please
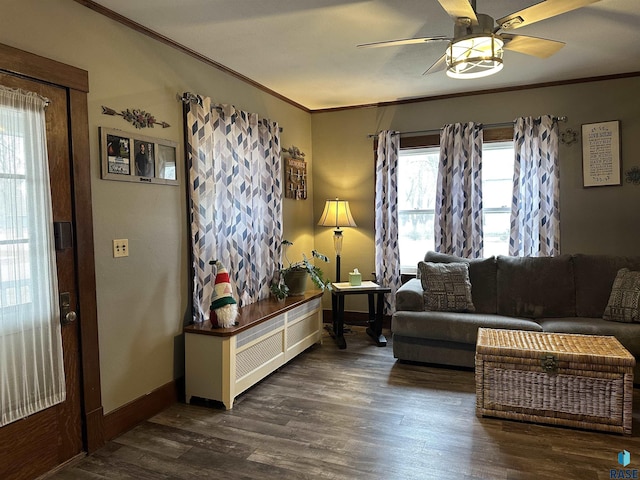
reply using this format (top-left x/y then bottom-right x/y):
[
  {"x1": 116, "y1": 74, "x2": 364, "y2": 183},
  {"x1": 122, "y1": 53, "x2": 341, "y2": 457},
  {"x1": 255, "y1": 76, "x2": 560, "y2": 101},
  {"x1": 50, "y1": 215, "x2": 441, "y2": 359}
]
[{"x1": 358, "y1": 0, "x2": 601, "y2": 79}]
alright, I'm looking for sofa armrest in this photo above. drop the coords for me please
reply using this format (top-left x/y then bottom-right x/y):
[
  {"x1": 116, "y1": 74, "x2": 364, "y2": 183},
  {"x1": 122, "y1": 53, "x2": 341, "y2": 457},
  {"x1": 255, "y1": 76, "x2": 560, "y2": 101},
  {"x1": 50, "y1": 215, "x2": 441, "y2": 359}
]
[{"x1": 396, "y1": 278, "x2": 424, "y2": 312}]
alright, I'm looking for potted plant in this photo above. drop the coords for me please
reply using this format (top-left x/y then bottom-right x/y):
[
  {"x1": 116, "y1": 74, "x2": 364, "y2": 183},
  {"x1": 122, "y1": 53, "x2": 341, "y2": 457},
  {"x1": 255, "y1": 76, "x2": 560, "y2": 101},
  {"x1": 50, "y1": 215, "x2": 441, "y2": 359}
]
[{"x1": 278, "y1": 240, "x2": 331, "y2": 296}]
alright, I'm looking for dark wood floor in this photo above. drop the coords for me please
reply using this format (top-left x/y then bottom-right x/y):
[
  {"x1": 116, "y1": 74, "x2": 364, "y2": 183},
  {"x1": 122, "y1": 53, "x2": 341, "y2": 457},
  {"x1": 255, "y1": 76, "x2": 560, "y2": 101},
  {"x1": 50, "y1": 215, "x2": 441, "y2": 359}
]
[{"x1": 49, "y1": 326, "x2": 640, "y2": 480}]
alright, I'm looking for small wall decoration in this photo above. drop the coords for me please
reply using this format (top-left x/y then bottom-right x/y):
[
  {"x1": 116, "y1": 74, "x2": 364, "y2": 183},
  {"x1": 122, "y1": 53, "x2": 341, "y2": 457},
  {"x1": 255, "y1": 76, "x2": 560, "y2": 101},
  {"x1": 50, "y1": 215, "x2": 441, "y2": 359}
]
[
  {"x1": 100, "y1": 127, "x2": 178, "y2": 185},
  {"x1": 625, "y1": 166, "x2": 640, "y2": 185},
  {"x1": 581, "y1": 120, "x2": 621, "y2": 187},
  {"x1": 283, "y1": 145, "x2": 307, "y2": 200},
  {"x1": 560, "y1": 128, "x2": 578, "y2": 146},
  {"x1": 101, "y1": 106, "x2": 170, "y2": 129}
]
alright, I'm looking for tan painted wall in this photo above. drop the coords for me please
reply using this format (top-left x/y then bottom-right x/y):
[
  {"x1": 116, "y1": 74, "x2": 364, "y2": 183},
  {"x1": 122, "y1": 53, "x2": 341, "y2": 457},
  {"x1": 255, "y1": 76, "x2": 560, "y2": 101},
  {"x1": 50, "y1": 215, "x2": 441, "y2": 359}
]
[
  {"x1": 311, "y1": 77, "x2": 640, "y2": 313},
  {"x1": 2, "y1": 0, "x2": 314, "y2": 413},
  {"x1": 4, "y1": 0, "x2": 639, "y2": 413}
]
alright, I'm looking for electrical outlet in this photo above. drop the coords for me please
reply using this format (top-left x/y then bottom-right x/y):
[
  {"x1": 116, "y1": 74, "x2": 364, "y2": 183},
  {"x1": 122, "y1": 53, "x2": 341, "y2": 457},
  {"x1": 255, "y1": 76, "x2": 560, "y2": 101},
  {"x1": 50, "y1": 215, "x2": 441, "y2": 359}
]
[{"x1": 113, "y1": 239, "x2": 129, "y2": 258}]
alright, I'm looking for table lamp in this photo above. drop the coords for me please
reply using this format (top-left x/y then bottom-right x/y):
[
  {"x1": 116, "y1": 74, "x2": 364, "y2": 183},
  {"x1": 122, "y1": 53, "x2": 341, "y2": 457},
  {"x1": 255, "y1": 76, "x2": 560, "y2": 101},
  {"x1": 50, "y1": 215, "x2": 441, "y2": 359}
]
[{"x1": 317, "y1": 198, "x2": 357, "y2": 282}]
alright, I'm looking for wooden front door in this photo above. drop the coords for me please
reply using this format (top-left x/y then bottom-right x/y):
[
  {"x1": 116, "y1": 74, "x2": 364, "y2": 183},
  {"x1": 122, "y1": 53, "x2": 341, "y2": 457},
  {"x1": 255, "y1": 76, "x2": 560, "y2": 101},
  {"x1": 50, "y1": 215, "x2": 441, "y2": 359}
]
[{"x1": 0, "y1": 74, "x2": 84, "y2": 479}]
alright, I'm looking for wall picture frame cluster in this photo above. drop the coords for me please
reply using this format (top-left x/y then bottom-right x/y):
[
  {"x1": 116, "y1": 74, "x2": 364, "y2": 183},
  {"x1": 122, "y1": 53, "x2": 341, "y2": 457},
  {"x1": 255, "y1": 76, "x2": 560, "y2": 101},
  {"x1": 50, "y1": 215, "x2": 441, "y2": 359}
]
[{"x1": 100, "y1": 127, "x2": 179, "y2": 185}]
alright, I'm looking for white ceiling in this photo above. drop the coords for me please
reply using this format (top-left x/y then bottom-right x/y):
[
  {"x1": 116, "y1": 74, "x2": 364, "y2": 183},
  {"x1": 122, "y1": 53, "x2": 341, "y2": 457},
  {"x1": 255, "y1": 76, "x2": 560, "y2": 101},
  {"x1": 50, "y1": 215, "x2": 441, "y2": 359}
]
[{"x1": 88, "y1": 0, "x2": 640, "y2": 110}]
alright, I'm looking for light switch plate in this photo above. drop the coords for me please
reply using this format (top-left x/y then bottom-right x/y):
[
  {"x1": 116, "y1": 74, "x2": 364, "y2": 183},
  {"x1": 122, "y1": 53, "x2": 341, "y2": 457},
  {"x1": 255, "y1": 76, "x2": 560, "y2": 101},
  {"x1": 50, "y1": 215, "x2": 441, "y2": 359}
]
[{"x1": 113, "y1": 239, "x2": 129, "y2": 258}]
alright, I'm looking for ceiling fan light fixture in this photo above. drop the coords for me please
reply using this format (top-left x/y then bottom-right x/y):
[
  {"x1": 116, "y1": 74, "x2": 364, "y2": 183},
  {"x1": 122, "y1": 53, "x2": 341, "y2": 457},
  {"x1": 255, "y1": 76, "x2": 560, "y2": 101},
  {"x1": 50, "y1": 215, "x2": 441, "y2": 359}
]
[{"x1": 446, "y1": 34, "x2": 504, "y2": 79}]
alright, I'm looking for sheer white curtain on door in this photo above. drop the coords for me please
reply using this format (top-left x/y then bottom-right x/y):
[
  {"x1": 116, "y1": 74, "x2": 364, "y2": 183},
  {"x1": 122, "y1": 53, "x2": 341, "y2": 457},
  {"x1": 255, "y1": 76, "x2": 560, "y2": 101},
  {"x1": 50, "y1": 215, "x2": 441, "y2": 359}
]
[{"x1": 0, "y1": 86, "x2": 65, "y2": 427}]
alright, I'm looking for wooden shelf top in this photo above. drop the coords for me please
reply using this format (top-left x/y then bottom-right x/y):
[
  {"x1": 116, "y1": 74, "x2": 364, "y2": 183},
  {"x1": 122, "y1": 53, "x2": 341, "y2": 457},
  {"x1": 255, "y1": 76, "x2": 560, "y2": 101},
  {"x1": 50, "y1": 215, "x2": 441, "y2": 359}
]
[{"x1": 184, "y1": 290, "x2": 324, "y2": 337}]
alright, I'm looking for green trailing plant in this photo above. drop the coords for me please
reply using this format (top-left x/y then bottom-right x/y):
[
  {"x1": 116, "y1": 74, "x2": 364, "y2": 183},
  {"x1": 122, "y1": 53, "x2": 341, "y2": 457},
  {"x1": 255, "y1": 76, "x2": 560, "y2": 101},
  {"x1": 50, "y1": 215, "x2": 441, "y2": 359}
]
[
  {"x1": 278, "y1": 239, "x2": 331, "y2": 293},
  {"x1": 269, "y1": 277, "x2": 289, "y2": 301}
]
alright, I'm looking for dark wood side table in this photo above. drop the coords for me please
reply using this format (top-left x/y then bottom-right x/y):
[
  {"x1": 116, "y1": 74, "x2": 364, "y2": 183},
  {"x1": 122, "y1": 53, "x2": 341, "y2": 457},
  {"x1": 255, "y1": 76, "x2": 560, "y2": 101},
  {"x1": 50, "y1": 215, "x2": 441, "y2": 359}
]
[{"x1": 330, "y1": 281, "x2": 391, "y2": 349}]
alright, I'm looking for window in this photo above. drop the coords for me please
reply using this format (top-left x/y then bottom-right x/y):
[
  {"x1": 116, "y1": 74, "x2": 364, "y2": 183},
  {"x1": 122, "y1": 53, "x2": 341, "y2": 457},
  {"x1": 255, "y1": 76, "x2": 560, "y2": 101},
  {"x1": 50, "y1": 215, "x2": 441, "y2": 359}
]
[
  {"x1": 0, "y1": 114, "x2": 31, "y2": 310},
  {"x1": 482, "y1": 141, "x2": 514, "y2": 258},
  {"x1": 0, "y1": 92, "x2": 56, "y2": 330},
  {"x1": 398, "y1": 146, "x2": 439, "y2": 274},
  {"x1": 398, "y1": 136, "x2": 514, "y2": 273}
]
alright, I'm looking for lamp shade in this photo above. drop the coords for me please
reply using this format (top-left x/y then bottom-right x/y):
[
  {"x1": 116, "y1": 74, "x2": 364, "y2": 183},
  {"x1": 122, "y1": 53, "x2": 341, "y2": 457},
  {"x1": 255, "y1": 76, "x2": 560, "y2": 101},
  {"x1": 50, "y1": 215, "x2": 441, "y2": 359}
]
[{"x1": 317, "y1": 198, "x2": 357, "y2": 228}]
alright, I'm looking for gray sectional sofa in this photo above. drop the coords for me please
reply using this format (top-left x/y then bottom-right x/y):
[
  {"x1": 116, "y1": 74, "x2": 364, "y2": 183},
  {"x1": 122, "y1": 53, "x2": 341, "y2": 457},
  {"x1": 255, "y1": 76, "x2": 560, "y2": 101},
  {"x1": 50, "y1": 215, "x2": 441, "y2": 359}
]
[{"x1": 392, "y1": 252, "x2": 640, "y2": 379}]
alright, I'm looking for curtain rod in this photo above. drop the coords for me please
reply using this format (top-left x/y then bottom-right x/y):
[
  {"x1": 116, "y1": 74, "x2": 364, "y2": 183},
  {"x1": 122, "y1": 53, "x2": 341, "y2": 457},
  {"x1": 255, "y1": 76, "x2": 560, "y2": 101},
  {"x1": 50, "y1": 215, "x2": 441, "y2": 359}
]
[
  {"x1": 178, "y1": 92, "x2": 283, "y2": 132},
  {"x1": 367, "y1": 116, "x2": 568, "y2": 138},
  {"x1": 0, "y1": 85, "x2": 50, "y2": 107}
]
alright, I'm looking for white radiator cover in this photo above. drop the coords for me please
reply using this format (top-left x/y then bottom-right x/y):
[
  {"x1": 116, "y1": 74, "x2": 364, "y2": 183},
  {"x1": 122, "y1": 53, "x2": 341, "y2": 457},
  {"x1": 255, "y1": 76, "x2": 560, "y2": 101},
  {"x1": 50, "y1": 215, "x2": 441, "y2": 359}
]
[{"x1": 185, "y1": 297, "x2": 322, "y2": 409}]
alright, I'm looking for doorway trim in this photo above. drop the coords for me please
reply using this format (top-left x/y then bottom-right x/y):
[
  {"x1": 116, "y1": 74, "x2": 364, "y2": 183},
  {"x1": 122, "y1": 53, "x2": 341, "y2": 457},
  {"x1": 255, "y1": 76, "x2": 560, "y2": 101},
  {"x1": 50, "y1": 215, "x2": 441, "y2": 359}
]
[{"x1": 0, "y1": 42, "x2": 105, "y2": 452}]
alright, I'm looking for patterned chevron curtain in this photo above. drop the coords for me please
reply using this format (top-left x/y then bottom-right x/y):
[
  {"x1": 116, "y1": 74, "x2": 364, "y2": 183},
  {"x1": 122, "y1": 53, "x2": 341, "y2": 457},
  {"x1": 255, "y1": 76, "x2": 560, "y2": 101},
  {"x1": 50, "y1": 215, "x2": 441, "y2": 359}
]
[
  {"x1": 435, "y1": 123, "x2": 484, "y2": 258},
  {"x1": 375, "y1": 130, "x2": 402, "y2": 314},
  {"x1": 185, "y1": 96, "x2": 282, "y2": 322},
  {"x1": 509, "y1": 115, "x2": 560, "y2": 256}
]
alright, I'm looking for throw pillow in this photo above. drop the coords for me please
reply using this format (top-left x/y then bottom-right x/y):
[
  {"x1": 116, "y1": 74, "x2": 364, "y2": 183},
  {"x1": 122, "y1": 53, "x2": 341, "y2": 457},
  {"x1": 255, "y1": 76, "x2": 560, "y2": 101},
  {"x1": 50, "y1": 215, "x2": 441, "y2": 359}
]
[
  {"x1": 603, "y1": 268, "x2": 640, "y2": 323},
  {"x1": 418, "y1": 261, "x2": 475, "y2": 312}
]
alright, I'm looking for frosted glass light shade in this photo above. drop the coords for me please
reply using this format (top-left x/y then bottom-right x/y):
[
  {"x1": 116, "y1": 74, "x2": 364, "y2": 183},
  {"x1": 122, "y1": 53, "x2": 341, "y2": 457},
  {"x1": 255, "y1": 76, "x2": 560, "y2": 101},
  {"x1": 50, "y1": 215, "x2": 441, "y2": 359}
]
[{"x1": 446, "y1": 35, "x2": 504, "y2": 79}]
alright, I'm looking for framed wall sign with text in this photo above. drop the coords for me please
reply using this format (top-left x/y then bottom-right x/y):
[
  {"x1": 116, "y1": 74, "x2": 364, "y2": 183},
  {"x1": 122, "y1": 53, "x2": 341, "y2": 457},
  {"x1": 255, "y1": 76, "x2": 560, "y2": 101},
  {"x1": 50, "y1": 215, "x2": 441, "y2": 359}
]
[{"x1": 581, "y1": 120, "x2": 621, "y2": 187}]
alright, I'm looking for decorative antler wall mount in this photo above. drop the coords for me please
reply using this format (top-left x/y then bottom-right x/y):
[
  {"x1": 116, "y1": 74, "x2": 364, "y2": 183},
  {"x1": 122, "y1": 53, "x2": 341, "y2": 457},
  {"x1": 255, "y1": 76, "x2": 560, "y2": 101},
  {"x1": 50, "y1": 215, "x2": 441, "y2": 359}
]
[{"x1": 101, "y1": 106, "x2": 170, "y2": 129}]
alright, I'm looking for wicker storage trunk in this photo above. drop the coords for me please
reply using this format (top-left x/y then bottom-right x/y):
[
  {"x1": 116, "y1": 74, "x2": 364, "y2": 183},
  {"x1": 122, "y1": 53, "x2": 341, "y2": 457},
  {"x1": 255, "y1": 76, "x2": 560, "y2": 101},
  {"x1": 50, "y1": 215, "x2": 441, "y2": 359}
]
[{"x1": 475, "y1": 328, "x2": 635, "y2": 434}]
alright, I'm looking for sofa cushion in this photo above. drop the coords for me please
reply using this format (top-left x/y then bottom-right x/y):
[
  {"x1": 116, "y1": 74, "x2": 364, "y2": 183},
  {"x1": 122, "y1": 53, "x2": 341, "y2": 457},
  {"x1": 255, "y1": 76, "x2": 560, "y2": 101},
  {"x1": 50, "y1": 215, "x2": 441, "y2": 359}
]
[
  {"x1": 418, "y1": 261, "x2": 475, "y2": 312},
  {"x1": 573, "y1": 254, "x2": 640, "y2": 318},
  {"x1": 395, "y1": 278, "x2": 425, "y2": 312},
  {"x1": 392, "y1": 311, "x2": 542, "y2": 345},
  {"x1": 496, "y1": 255, "x2": 575, "y2": 318},
  {"x1": 603, "y1": 268, "x2": 640, "y2": 323},
  {"x1": 424, "y1": 251, "x2": 497, "y2": 314}
]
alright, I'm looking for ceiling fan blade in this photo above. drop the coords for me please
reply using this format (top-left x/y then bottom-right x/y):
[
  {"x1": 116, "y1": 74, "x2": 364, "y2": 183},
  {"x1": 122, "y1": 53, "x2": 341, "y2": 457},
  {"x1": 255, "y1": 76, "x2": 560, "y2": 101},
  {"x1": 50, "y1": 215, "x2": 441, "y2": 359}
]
[
  {"x1": 357, "y1": 36, "x2": 449, "y2": 49},
  {"x1": 438, "y1": 0, "x2": 478, "y2": 25},
  {"x1": 497, "y1": 0, "x2": 601, "y2": 30},
  {"x1": 502, "y1": 34, "x2": 565, "y2": 58},
  {"x1": 423, "y1": 54, "x2": 447, "y2": 76}
]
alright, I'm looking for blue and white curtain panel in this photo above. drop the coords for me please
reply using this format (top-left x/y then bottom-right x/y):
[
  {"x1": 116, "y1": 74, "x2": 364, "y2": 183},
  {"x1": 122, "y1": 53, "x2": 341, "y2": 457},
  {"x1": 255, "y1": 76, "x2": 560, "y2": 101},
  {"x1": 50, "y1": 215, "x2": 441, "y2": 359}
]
[
  {"x1": 436, "y1": 122, "x2": 484, "y2": 259},
  {"x1": 185, "y1": 96, "x2": 282, "y2": 322},
  {"x1": 509, "y1": 115, "x2": 560, "y2": 257},
  {"x1": 375, "y1": 130, "x2": 402, "y2": 314}
]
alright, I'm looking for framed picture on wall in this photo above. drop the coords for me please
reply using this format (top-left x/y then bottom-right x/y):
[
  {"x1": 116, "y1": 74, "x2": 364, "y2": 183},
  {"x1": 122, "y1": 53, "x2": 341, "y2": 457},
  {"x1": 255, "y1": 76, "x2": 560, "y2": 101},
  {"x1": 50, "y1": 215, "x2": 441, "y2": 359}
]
[
  {"x1": 581, "y1": 120, "x2": 621, "y2": 187},
  {"x1": 284, "y1": 157, "x2": 307, "y2": 199},
  {"x1": 105, "y1": 131, "x2": 131, "y2": 175},
  {"x1": 100, "y1": 127, "x2": 178, "y2": 185}
]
